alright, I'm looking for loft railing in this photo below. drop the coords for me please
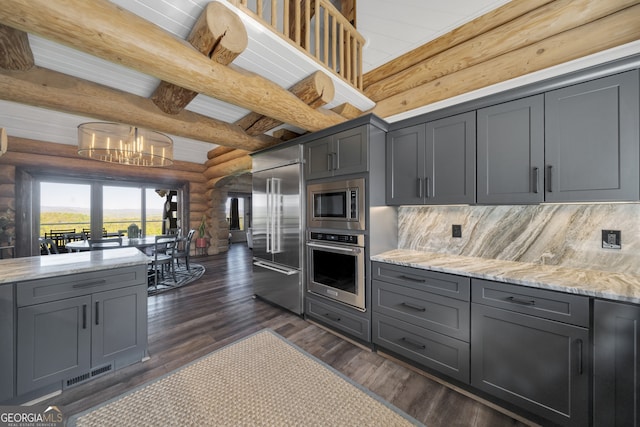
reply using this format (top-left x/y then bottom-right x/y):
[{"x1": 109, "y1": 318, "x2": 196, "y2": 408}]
[{"x1": 228, "y1": 0, "x2": 364, "y2": 91}]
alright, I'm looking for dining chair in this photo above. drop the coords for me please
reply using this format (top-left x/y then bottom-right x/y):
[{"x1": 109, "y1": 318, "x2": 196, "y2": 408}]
[
  {"x1": 149, "y1": 234, "x2": 177, "y2": 289},
  {"x1": 88, "y1": 237, "x2": 123, "y2": 250},
  {"x1": 171, "y1": 229, "x2": 196, "y2": 272},
  {"x1": 39, "y1": 237, "x2": 60, "y2": 255},
  {"x1": 64, "y1": 232, "x2": 88, "y2": 252},
  {"x1": 47, "y1": 228, "x2": 76, "y2": 252}
]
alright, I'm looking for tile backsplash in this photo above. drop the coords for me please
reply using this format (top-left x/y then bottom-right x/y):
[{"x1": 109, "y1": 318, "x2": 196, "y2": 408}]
[{"x1": 398, "y1": 204, "x2": 640, "y2": 275}]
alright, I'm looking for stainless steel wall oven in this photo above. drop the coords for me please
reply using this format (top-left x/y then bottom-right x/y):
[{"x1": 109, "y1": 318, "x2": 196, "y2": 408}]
[{"x1": 306, "y1": 231, "x2": 365, "y2": 311}]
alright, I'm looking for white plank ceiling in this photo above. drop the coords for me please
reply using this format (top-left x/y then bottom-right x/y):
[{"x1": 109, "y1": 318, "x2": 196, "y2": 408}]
[{"x1": 1, "y1": 0, "x2": 637, "y2": 163}]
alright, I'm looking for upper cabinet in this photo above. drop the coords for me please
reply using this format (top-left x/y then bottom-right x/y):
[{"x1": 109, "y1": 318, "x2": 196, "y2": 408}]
[
  {"x1": 544, "y1": 70, "x2": 639, "y2": 202},
  {"x1": 305, "y1": 125, "x2": 368, "y2": 179},
  {"x1": 387, "y1": 111, "x2": 476, "y2": 205},
  {"x1": 477, "y1": 95, "x2": 544, "y2": 204},
  {"x1": 387, "y1": 67, "x2": 640, "y2": 206}
]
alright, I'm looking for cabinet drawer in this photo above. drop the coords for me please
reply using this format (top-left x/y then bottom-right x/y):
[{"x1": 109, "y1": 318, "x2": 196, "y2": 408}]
[
  {"x1": 372, "y1": 262, "x2": 470, "y2": 301},
  {"x1": 373, "y1": 313, "x2": 469, "y2": 383},
  {"x1": 372, "y1": 280, "x2": 469, "y2": 341},
  {"x1": 306, "y1": 297, "x2": 371, "y2": 342},
  {"x1": 472, "y1": 278, "x2": 589, "y2": 327},
  {"x1": 17, "y1": 265, "x2": 147, "y2": 307}
]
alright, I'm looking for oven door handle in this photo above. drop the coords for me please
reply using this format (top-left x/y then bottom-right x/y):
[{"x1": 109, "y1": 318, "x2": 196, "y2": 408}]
[
  {"x1": 253, "y1": 260, "x2": 298, "y2": 276},
  {"x1": 306, "y1": 242, "x2": 362, "y2": 254}
]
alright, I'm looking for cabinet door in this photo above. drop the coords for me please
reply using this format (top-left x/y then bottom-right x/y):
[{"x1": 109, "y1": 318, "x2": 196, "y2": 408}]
[
  {"x1": 594, "y1": 300, "x2": 640, "y2": 427},
  {"x1": 386, "y1": 123, "x2": 426, "y2": 205},
  {"x1": 92, "y1": 285, "x2": 147, "y2": 368},
  {"x1": 471, "y1": 303, "x2": 588, "y2": 427},
  {"x1": 0, "y1": 284, "x2": 14, "y2": 402},
  {"x1": 17, "y1": 296, "x2": 91, "y2": 395},
  {"x1": 477, "y1": 95, "x2": 544, "y2": 204},
  {"x1": 545, "y1": 70, "x2": 639, "y2": 202},
  {"x1": 305, "y1": 137, "x2": 334, "y2": 179},
  {"x1": 426, "y1": 111, "x2": 476, "y2": 204},
  {"x1": 333, "y1": 126, "x2": 368, "y2": 176}
]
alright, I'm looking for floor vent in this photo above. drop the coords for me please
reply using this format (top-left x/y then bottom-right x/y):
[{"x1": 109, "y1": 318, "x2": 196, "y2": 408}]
[{"x1": 64, "y1": 363, "x2": 113, "y2": 389}]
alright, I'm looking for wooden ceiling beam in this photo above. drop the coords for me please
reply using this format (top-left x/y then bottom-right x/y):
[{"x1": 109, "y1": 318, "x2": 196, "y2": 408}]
[
  {"x1": 235, "y1": 70, "x2": 335, "y2": 136},
  {"x1": 0, "y1": 0, "x2": 345, "y2": 132},
  {"x1": 362, "y1": 0, "x2": 553, "y2": 89},
  {"x1": 331, "y1": 103, "x2": 364, "y2": 120},
  {"x1": 365, "y1": 0, "x2": 637, "y2": 102},
  {"x1": 0, "y1": 24, "x2": 34, "y2": 71},
  {"x1": 0, "y1": 67, "x2": 277, "y2": 151},
  {"x1": 151, "y1": 2, "x2": 248, "y2": 115},
  {"x1": 373, "y1": 5, "x2": 640, "y2": 118}
]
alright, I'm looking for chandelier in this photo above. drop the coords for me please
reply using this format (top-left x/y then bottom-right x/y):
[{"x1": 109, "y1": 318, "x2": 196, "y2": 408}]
[{"x1": 77, "y1": 122, "x2": 173, "y2": 167}]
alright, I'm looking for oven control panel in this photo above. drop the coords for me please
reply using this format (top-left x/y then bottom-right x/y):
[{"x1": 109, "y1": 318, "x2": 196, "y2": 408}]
[{"x1": 309, "y1": 232, "x2": 362, "y2": 246}]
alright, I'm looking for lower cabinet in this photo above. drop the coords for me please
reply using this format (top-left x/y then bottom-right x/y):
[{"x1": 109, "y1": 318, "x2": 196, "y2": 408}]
[
  {"x1": 371, "y1": 262, "x2": 470, "y2": 383},
  {"x1": 13, "y1": 266, "x2": 147, "y2": 400},
  {"x1": 593, "y1": 299, "x2": 640, "y2": 427},
  {"x1": 305, "y1": 294, "x2": 371, "y2": 343},
  {"x1": 0, "y1": 284, "x2": 15, "y2": 402},
  {"x1": 471, "y1": 279, "x2": 589, "y2": 427}
]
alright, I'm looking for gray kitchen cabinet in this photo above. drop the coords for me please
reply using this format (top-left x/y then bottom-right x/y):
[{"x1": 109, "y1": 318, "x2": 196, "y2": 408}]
[
  {"x1": 371, "y1": 262, "x2": 470, "y2": 383},
  {"x1": 0, "y1": 284, "x2": 15, "y2": 402},
  {"x1": 386, "y1": 111, "x2": 475, "y2": 205},
  {"x1": 471, "y1": 279, "x2": 589, "y2": 427},
  {"x1": 477, "y1": 94, "x2": 544, "y2": 204},
  {"x1": 544, "y1": 70, "x2": 639, "y2": 202},
  {"x1": 17, "y1": 295, "x2": 92, "y2": 395},
  {"x1": 91, "y1": 285, "x2": 148, "y2": 369},
  {"x1": 305, "y1": 125, "x2": 368, "y2": 179},
  {"x1": 593, "y1": 299, "x2": 640, "y2": 427},
  {"x1": 15, "y1": 266, "x2": 147, "y2": 398},
  {"x1": 305, "y1": 293, "x2": 371, "y2": 342}
]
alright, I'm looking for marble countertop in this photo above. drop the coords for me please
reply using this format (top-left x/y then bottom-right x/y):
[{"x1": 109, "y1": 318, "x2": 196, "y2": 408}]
[
  {"x1": 371, "y1": 249, "x2": 640, "y2": 304},
  {"x1": 0, "y1": 247, "x2": 150, "y2": 284}
]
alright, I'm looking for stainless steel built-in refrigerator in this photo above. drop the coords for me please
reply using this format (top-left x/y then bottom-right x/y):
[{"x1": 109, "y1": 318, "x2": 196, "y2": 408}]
[{"x1": 251, "y1": 144, "x2": 304, "y2": 314}]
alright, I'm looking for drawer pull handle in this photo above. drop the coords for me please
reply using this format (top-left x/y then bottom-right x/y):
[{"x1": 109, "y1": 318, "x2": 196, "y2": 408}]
[
  {"x1": 506, "y1": 296, "x2": 536, "y2": 306},
  {"x1": 400, "y1": 275, "x2": 426, "y2": 283},
  {"x1": 72, "y1": 279, "x2": 107, "y2": 289},
  {"x1": 401, "y1": 302, "x2": 426, "y2": 312},
  {"x1": 324, "y1": 313, "x2": 341, "y2": 322},
  {"x1": 400, "y1": 337, "x2": 426, "y2": 350}
]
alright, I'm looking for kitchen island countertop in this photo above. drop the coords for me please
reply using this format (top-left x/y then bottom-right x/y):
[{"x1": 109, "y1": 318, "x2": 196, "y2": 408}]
[
  {"x1": 0, "y1": 247, "x2": 150, "y2": 285},
  {"x1": 372, "y1": 249, "x2": 640, "y2": 304}
]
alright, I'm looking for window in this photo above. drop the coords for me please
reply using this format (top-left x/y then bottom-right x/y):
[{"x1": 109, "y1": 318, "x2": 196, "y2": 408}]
[
  {"x1": 39, "y1": 181, "x2": 91, "y2": 237},
  {"x1": 38, "y1": 179, "x2": 181, "y2": 239},
  {"x1": 226, "y1": 195, "x2": 245, "y2": 231}
]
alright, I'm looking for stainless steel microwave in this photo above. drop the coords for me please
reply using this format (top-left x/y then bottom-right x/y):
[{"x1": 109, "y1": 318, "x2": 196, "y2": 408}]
[{"x1": 307, "y1": 178, "x2": 365, "y2": 230}]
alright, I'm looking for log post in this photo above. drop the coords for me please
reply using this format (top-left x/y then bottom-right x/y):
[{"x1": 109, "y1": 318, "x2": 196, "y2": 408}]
[{"x1": 151, "y1": 2, "x2": 248, "y2": 114}]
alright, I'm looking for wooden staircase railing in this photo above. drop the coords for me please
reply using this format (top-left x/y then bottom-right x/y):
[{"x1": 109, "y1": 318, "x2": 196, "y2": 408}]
[{"x1": 228, "y1": 0, "x2": 364, "y2": 91}]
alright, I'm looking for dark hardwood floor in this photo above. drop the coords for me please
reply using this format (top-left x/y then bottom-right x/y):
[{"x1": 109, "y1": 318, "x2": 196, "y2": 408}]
[{"x1": 46, "y1": 244, "x2": 531, "y2": 427}]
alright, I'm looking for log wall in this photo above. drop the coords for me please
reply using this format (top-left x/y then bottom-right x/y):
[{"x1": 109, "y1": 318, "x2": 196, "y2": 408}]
[{"x1": 365, "y1": 0, "x2": 640, "y2": 118}]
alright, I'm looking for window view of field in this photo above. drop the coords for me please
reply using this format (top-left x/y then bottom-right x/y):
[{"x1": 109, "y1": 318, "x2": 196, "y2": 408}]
[{"x1": 40, "y1": 182, "x2": 166, "y2": 238}]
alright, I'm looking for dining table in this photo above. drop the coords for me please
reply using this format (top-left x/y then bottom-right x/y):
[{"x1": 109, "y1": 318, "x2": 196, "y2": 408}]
[{"x1": 65, "y1": 236, "x2": 160, "y2": 253}]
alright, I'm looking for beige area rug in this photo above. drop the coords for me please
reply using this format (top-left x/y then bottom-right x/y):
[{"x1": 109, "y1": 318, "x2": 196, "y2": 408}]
[{"x1": 68, "y1": 329, "x2": 423, "y2": 426}]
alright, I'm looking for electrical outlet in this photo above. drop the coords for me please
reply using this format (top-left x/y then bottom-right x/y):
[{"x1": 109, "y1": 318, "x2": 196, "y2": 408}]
[
  {"x1": 452, "y1": 224, "x2": 462, "y2": 238},
  {"x1": 602, "y1": 230, "x2": 621, "y2": 249}
]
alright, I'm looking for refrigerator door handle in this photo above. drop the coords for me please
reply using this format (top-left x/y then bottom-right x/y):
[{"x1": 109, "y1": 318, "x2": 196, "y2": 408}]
[
  {"x1": 253, "y1": 260, "x2": 298, "y2": 276},
  {"x1": 266, "y1": 178, "x2": 272, "y2": 253},
  {"x1": 273, "y1": 178, "x2": 282, "y2": 254}
]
